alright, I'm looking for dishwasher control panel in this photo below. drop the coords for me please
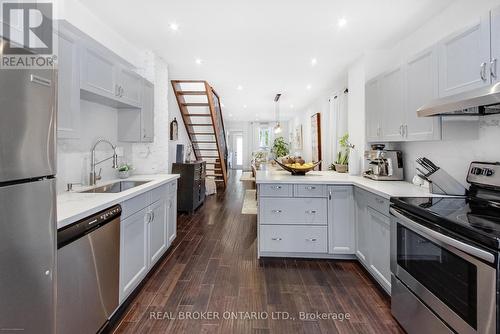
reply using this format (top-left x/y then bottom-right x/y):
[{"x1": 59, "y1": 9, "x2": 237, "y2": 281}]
[{"x1": 57, "y1": 204, "x2": 121, "y2": 249}]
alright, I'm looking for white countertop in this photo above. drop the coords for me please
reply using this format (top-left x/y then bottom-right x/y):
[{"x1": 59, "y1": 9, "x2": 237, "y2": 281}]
[
  {"x1": 256, "y1": 170, "x2": 438, "y2": 199},
  {"x1": 57, "y1": 174, "x2": 179, "y2": 229}
]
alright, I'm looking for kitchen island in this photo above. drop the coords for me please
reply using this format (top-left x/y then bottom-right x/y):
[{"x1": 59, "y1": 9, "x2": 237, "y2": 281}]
[{"x1": 255, "y1": 169, "x2": 435, "y2": 294}]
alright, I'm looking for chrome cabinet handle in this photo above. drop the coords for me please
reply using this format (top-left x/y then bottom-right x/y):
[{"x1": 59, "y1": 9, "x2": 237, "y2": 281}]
[
  {"x1": 306, "y1": 238, "x2": 317, "y2": 242},
  {"x1": 305, "y1": 210, "x2": 317, "y2": 214},
  {"x1": 271, "y1": 210, "x2": 282, "y2": 213},
  {"x1": 305, "y1": 186, "x2": 316, "y2": 190},
  {"x1": 491, "y1": 58, "x2": 497, "y2": 79},
  {"x1": 405, "y1": 124, "x2": 408, "y2": 138},
  {"x1": 151, "y1": 211, "x2": 155, "y2": 222},
  {"x1": 271, "y1": 185, "x2": 282, "y2": 189},
  {"x1": 271, "y1": 237, "x2": 282, "y2": 241},
  {"x1": 145, "y1": 212, "x2": 151, "y2": 223},
  {"x1": 375, "y1": 198, "x2": 385, "y2": 204},
  {"x1": 328, "y1": 190, "x2": 332, "y2": 200},
  {"x1": 480, "y1": 62, "x2": 487, "y2": 81}
]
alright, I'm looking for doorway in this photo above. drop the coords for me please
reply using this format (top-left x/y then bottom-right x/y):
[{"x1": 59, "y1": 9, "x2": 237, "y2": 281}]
[{"x1": 231, "y1": 132, "x2": 244, "y2": 169}]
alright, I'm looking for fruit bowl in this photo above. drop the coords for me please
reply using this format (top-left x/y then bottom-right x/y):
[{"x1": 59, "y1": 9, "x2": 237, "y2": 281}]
[{"x1": 274, "y1": 159, "x2": 322, "y2": 175}]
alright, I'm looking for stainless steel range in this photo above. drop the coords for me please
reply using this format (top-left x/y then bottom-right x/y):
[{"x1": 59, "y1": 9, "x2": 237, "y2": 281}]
[{"x1": 390, "y1": 162, "x2": 500, "y2": 334}]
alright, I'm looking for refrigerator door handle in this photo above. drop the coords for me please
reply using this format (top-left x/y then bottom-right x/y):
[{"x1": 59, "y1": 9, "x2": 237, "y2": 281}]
[{"x1": 30, "y1": 74, "x2": 52, "y2": 87}]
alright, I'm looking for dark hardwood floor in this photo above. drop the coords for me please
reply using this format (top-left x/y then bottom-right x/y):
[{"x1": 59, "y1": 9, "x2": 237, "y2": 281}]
[{"x1": 111, "y1": 170, "x2": 403, "y2": 334}]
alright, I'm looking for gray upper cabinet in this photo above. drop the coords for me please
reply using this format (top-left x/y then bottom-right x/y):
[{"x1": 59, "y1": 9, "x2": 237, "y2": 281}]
[
  {"x1": 438, "y1": 16, "x2": 491, "y2": 97},
  {"x1": 117, "y1": 79, "x2": 154, "y2": 143},
  {"x1": 118, "y1": 67, "x2": 142, "y2": 108},
  {"x1": 365, "y1": 78, "x2": 381, "y2": 142},
  {"x1": 141, "y1": 80, "x2": 154, "y2": 142},
  {"x1": 80, "y1": 47, "x2": 117, "y2": 100},
  {"x1": 55, "y1": 25, "x2": 80, "y2": 139},
  {"x1": 405, "y1": 47, "x2": 441, "y2": 141},
  {"x1": 491, "y1": 6, "x2": 500, "y2": 83},
  {"x1": 79, "y1": 41, "x2": 144, "y2": 109},
  {"x1": 380, "y1": 66, "x2": 405, "y2": 142}
]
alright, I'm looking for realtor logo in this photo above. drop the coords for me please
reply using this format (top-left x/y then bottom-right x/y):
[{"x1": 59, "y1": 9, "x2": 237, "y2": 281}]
[
  {"x1": 2, "y1": 2, "x2": 53, "y2": 54},
  {"x1": 2, "y1": 2, "x2": 52, "y2": 55},
  {"x1": 1, "y1": 1, "x2": 55, "y2": 69}
]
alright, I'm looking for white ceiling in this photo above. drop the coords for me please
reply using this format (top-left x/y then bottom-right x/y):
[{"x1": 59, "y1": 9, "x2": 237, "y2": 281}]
[{"x1": 79, "y1": 0, "x2": 454, "y2": 122}]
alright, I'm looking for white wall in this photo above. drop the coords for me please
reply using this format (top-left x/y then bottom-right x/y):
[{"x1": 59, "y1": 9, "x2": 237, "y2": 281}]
[
  {"x1": 290, "y1": 76, "x2": 347, "y2": 169},
  {"x1": 347, "y1": 60, "x2": 366, "y2": 176},
  {"x1": 167, "y1": 84, "x2": 191, "y2": 169},
  {"x1": 352, "y1": 0, "x2": 500, "y2": 185}
]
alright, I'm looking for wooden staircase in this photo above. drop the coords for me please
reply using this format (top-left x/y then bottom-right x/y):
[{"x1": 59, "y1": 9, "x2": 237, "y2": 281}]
[{"x1": 171, "y1": 80, "x2": 228, "y2": 189}]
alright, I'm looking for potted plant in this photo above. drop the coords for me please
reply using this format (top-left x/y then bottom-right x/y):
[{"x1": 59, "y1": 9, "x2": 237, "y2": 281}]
[
  {"x1": 331, "y1": 133, "x2": 354, "y2": 173},
  {"x1": 271, "y1": 136, "x2": 290, "y2": 160},
  {"x1": 117, "y1": 163, "x2": 133, "y2": 179}
]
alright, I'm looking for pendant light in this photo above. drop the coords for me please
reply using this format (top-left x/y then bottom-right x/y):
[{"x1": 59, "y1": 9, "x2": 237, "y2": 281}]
[{"x1": 274, "y1": 93, "x2": 282, "y2": 134}]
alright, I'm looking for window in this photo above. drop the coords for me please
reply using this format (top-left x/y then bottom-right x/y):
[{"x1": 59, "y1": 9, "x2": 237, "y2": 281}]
[{"x1": 259, "y1": 127, "x2": 271, "y2": 148}]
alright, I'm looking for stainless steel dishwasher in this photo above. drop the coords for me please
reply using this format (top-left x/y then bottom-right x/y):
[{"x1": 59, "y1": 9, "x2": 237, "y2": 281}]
[{"x1": 57, "y1": 205, "x2": 121, "y2": 334}]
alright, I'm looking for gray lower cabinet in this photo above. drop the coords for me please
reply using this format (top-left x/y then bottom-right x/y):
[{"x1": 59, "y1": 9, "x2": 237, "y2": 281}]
[
  {"x1": 354, "y1": 187, "x2": 391, "y2": 294},
  {"x1": 119, "y1": 181, "x2": 177, "y2": 303},
  {"x1": 260, "y1": 225, "x2": 327, "y2": 253},
  {"x1": 328, "y1": 186, "x2": 355, "y2": 255},
  {"x1": 119, "y1": 207, "x2": 148, "y2": 302},
  {"x1": 148, "y1": 199, "x2": 167, "y2": 267},
  {"x1": 366, "y1": 207, "x2": 391, "y2": 293},
  {"x1": 55, "y1": 24, "x2": 80, "y2": 139}
]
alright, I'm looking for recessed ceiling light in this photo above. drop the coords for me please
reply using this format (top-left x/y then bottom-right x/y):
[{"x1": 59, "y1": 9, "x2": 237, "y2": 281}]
[
  {"x1": 195, "y1": 58, "x2": 202, "y2": 65},
  {"x1": 306, "y1": 84, "x2": 312, "y2": 90},
  {"x1": 290, "y1": 104, "x2": 294, "y2": 109},
  {"x1": 169, "y1": 23, "x2": 179, "y2": 31},
  {"x1": 256, "y1": 118, "x2": 260, "y2": 121},
  {"x1": 229, "y1": 113, "x2": 233, "y2": 117},
  {"x1": 311, "y1": 58, "x2": 317, "y2": 66},
  {"x1": 338, "y1": 18, "x2": 347, "y2": 28},
  {"x1": 237, "y1": 85, "x2": 243, "y2": 90},
  {"x1": 243, "y1": 105, "x2": 247, "y2": 109}
]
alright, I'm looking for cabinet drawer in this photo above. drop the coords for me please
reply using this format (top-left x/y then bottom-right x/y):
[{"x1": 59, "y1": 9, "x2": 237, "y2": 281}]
[
  {"x1": 151, "y1": 184, "x2": 167, "y2": 203},
  {"x1": 294, "y1": 184, "x2": 327, "y2": 197},
  {"x1": 367, "y1": 194, "x2": 390, "y2": 217},
  {"x1": 260, "y1": 225, "x2": 327, "y2": 253},
  {"x1": 259, "y1": 184, "x2": 292, "y2": 197},
  {"x1": 121, "y1": 191, "x2": 150, "y2": 219},
  {"x1": 260, "y1": 198, "x2": 327, "y2": 225},
  {"x1": 168, "y1": 180, "x2": 177, "y2": 195}
]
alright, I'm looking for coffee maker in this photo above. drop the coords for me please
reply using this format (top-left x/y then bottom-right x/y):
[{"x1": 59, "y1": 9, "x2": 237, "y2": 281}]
[{"x1": 363, "y1": 144, "x2": 404, "y2": 181}]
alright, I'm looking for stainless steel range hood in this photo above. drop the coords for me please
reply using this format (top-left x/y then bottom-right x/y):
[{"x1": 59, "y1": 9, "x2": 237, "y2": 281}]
[{"x1": 417, "y1": 83, "x2": 500, "y2": 117}]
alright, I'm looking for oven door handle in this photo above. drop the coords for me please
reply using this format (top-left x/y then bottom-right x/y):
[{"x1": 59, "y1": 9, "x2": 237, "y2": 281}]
[{"x1": 390, "y1": 207, "x2": 495, "y2": 264}]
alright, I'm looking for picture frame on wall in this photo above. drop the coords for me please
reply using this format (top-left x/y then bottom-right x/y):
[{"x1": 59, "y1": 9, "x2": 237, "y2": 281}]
[
  {"x1": 311, "y1": 113, "x2": 322, "y2": 169},
  {"x1": 294, "y1": 125, "x2": 303, "y2": 150}
]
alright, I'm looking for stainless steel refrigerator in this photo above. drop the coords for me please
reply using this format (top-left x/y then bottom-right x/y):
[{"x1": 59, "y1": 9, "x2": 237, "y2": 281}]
[{"x1": 0, "y1": 38, "x2": 57, "y2": 333}]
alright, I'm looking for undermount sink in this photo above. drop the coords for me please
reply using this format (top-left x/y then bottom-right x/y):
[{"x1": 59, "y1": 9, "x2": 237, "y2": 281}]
[{"x1": 80, "y1": 180, "x2": 151, "y2": 193}]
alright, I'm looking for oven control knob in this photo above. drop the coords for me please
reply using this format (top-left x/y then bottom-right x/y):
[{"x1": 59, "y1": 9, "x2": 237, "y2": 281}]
[{"x1": 471, "y1": 167, "x2": 483, "y2": 175}]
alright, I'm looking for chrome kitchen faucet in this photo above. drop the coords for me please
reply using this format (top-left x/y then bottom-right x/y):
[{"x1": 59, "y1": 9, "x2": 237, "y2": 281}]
[{"x1": 90, "y1": 139, "x2": 119, "y2": 186}]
